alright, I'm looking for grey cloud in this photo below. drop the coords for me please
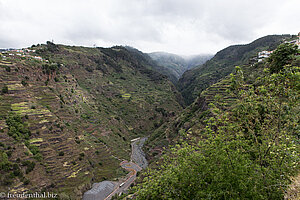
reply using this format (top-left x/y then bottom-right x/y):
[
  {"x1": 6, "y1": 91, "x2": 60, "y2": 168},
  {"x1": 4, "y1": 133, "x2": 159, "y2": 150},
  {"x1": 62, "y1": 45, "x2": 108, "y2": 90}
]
[{"x1": 0, "y1": 0, "x2": 299, "y2": 54}]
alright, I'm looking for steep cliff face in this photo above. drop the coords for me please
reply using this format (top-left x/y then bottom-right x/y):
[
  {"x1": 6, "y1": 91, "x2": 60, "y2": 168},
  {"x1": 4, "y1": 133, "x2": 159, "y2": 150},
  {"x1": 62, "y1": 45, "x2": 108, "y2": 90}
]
[{"x1": 0, "y1": 43, "x2": 183, "y2": 199}]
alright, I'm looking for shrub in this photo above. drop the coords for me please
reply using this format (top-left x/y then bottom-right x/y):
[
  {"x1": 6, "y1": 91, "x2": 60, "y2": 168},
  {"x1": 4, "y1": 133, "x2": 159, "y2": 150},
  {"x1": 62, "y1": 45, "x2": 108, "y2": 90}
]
[
  {"x1": 33, "y1": 153, "x2": 43, "y2": 161},
  {"x1": 46, "y1": 41, "x2": 59, "y2": 52},
  {"x1": 12, "y1": 164, "x2": 22, "y2": 177},
  {"x1": 2, "y1": 175, "x2": 13, "y2": 185},
  {"x1": 21, "y1": 80, "x2": 28, "y2": 86},
  {"x1": 85, "y1": 66, "x2": 94, "y2": 72},
  {"x1": 22, "y1": 161, "x2": 35, "y2": 174},
  {"x1": 5, "y1": 66, "x2": 11, "y2": 72},
  {"x1": 23, "y1": 179, "x2": 30, "y2": 185},
  {"x1": 135, "y1": 66, "x2": 300, "y2": 200},
  {"x1": 1, "y1": 85, "x2": 8, "y2": 94},
  {"x1": 6, "y1": 113, "x2": 31, "y2": 141},
  {"x1": 268, "y1": 43, "x2": 299, "y2": 73}
]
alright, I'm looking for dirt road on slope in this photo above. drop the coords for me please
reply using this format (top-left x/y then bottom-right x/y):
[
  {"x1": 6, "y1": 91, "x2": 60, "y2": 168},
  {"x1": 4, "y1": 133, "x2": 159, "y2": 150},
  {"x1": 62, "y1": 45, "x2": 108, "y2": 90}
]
[{"x1": 83, "y1": 137, "x2": 147, "y2": 200}]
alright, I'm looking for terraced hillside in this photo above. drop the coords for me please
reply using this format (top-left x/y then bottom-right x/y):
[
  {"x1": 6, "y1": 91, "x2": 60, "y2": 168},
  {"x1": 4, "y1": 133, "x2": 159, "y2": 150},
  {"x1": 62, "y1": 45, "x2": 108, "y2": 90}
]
[
  {"x1": 179, "y1": 34, "x2": 292, "y2": 104},
  {"x1": 0, "y1": 43, "x2": 183, "y2": 199},
  {"x1": 144, "y1": 59, "x2": 266, "y2": 159},
  {"x1": 134, "y1": 50, "x2": 300, "y2": 200},
  {"x1": 146, "y1": 44, "x2": 299, "y2": 158}
]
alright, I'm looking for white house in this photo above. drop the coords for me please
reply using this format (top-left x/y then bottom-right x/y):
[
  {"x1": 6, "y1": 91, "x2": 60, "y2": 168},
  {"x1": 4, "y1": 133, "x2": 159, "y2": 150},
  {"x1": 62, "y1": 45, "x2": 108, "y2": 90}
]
[
  {"x1": 258, "y1": 51, "x2": 273, "y2": 58},
  {"x1": 287, "y1": 32, "x2": 300, "y2": 49}
]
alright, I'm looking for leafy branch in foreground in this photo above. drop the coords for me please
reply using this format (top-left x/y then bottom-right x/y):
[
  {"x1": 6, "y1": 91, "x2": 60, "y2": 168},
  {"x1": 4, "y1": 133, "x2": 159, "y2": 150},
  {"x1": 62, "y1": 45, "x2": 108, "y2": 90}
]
[
  {"x1": 267, "y1": 43, "x2": 299, "y2": 74},
  {"x1": 134, "y1": 66, "x2": 300, "y2": 200}
]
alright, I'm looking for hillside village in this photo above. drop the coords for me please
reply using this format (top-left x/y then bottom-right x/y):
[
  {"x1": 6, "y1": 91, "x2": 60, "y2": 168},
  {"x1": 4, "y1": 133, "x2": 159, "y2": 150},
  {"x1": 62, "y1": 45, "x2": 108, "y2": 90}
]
[
  {"x1": 257, "y1": 32, "x2": 300, "y2": 62},
  {"x1": 0, "y1": 47, "x2": 47, "y2": 62}
]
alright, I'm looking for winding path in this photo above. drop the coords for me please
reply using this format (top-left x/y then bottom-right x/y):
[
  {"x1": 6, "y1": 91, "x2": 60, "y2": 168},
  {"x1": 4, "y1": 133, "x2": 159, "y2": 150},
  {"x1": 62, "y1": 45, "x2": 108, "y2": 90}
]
[
  {"x1": 103, "y1": 161, "x2": 142, "y2": 200},
  {"x1": 83, "y1": 137, "x2": 147, "y2": 200}
]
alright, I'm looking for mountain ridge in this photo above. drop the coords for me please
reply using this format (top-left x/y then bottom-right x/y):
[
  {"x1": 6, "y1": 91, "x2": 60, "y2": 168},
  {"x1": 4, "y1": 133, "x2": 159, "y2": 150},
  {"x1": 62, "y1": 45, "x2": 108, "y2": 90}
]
[
  {"x1": 148, "y1": 51, "x2": 213, "y2": 83},
  {"x1": 178, "y1": 34, "x2": 292, "y2": 104},
  {"x1": 0, "y1": 43, "x2": 183, "y2": 199},
  {"x1": 1, "y1": 34, "x2": 299, "y2": 200}
]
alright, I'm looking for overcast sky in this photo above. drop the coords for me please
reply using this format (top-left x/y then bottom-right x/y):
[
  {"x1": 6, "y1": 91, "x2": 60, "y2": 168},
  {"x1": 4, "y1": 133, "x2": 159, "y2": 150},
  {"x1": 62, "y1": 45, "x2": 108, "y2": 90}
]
[{"x1": 0, "y1": 0, "x2": 299, "y2": 55}]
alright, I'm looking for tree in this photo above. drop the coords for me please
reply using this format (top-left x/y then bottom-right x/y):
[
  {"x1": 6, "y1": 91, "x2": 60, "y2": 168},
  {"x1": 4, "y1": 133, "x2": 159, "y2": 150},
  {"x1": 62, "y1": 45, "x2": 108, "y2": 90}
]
[
  {"x1": 1, "y1": 85, "x2": 8, "y2": 94},
  {"x1": 46, "y1": 41, "x2": 58, "y2": 52},
  {"x1": 230, "y1": 66, "x2": 244, "y2": 94},
  {"x1": 267, "y1": 43, "x2": 298, "y2": 73},
  {"x1": 21, "y1": 80, "x2": 28, "y2": 86},
  {"x1": 6, "y1": 113, "x2": 31, "y2": 141},
  {"x1": 134, "y1": 66, "x2": 300, "y2": 200}
]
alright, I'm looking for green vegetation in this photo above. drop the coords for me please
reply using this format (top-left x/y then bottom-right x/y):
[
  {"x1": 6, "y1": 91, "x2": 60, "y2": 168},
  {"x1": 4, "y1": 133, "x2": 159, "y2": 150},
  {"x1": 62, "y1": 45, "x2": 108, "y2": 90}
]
[
  {"x1": 46, "y1": 41, "x2": 59, "y2": 52},
  {"x1": 6, "y1": 113, "x2": 31, "y2": 141},
  {"x1": 21, "y1": 80, "x2": 28, "y2": 86},
  {"x1": 1, "y1": 37, "x2": 299, "y2": 199},
  {"x1": 0, "y1": 43, "x2": 183, "y2": 198},
  {"x1": 134, "y1": 42, "x2": 300, "y2": 200},
  {"x1": 0, "y1": 151, "x2": 27, "y2": 186},
  {"x1": 26, "y1": 142, "x2": 40, "y2": 155},
  {"x1": 149, "y1": 52, "x2": 212, "y2": 83},
  {"x1": 1, "y1": 85, "x2": 8, "y2": 94},
  {"x1": 179, "y1": 35, "x2": 292, "y2": 104},
  {"x1": 135, "y1": 65, "x2": 300, "y2": 200},
  {"x1": 42, "y1": 63, "x2": 59, "y2": 75},
  {"x1": 5, "y1": 66, "x2": 11, "y2": 72},
  {"x1": 268, "y1": 43, "x2": 299, "y2": 73},
  {"x1": 22, "y1": 160, "x2": 36, "y2": 174}
]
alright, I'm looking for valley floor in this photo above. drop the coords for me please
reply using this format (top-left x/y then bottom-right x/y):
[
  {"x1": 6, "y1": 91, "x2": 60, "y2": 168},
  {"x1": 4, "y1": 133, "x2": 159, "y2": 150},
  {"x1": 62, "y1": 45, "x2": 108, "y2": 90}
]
[{"x1": 83, "y1": 137, "x2": 147, "y2": 200}]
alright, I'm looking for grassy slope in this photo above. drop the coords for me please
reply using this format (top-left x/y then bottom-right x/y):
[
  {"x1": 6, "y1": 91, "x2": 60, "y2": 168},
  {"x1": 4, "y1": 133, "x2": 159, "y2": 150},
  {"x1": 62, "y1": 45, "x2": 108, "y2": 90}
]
[
  {"x1": 178, "y1": 35, "x2": 292, "y2": 105},
  {"x1": 0, "y1": 44, "x2": 183, "y2": 199}
]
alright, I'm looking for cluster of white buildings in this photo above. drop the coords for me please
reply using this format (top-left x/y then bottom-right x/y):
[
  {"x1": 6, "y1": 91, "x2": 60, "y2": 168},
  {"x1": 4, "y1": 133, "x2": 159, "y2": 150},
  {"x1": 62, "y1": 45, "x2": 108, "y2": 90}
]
[
  {"x1": 1, "y1": 48, "x2": 47, "y2": 62},
  {"x1": 257, "y1": 32, "x2": 300, "y2": 62},
  {"x1": 257, "y1": 51, "x2": 273, "y2": 62},
  {"x1": 286, "y1": 32, "x2": 300, "y2": 49}
]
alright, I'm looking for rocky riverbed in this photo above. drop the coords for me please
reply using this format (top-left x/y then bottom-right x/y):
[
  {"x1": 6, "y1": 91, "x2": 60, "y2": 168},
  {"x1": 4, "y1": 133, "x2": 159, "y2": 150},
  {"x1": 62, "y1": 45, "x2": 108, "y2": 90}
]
[{"x1": 131, "y1": 137, "x2": 148, "y2": 169}]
